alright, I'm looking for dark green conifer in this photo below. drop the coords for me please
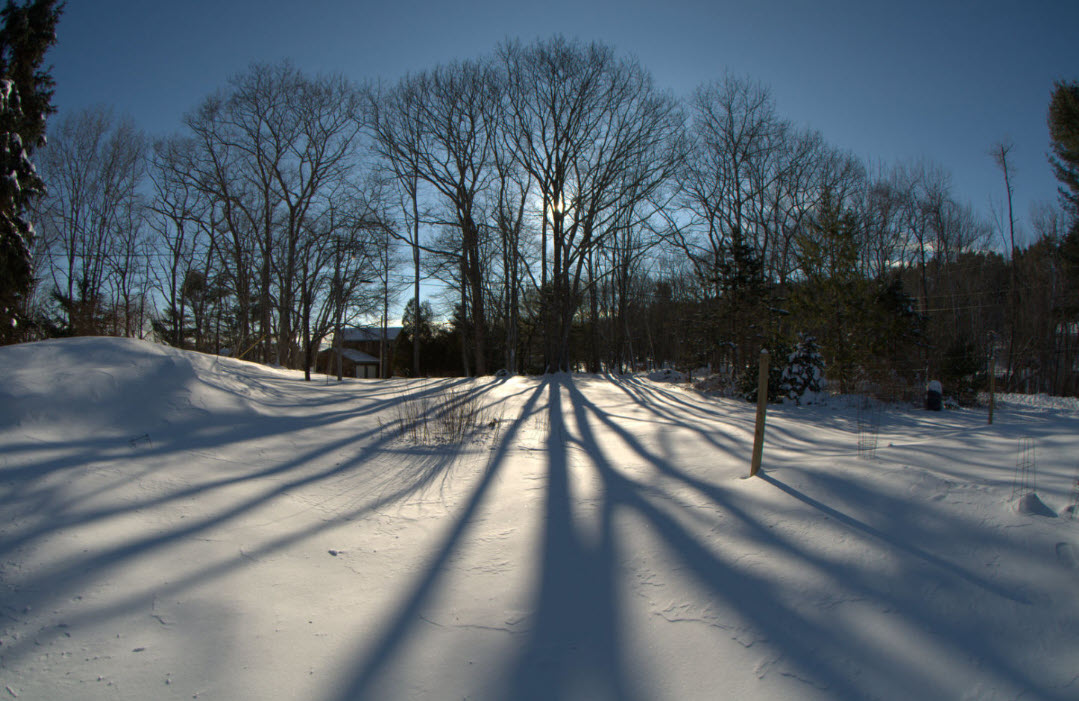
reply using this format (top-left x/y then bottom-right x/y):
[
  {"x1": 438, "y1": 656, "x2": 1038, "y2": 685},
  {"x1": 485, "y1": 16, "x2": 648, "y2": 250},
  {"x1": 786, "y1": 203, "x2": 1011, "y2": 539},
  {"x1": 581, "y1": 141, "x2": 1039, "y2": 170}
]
[
  {"x1": 0, "y1": 0, "x2": 61, "y2": 343},
  {"x1": 1049, "y1": 80, "x2": 1079, "y2": 216}
]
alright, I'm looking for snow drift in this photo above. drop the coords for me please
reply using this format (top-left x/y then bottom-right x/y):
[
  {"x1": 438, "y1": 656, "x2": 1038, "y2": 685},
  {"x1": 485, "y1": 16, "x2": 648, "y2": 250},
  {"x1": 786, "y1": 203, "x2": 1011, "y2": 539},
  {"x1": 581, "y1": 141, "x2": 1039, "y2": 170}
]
[{"x1": 1, "y1": 338, "x2": 1078, "y2": 700}]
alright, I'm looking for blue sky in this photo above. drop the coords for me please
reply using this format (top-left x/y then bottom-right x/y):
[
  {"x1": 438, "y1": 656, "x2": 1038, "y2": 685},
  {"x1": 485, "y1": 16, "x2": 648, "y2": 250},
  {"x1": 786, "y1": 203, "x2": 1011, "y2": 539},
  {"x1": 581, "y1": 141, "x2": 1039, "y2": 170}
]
[{"x1": 49, "y1": 0, "x2": 1079, "y2": 245}]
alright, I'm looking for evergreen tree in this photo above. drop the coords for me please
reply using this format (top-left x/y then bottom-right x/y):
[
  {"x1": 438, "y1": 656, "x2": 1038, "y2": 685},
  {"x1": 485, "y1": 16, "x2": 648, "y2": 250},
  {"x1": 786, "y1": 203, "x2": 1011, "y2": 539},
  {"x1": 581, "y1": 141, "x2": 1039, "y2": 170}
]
[
  {"x1": 0, "y1": 0, "x2": 61, "y2": 344},
  {"x1": 1049, "y1": 81, "x2": 1079, "y2": 395},
  {"x1": 716, "y1": 225, "x2": 767, "y2": 381},
  {"x1": 1062, "y1": 227, "x2": 1079, "y2": 316},
  {"x1": 867, "y1": 276, "x2": 925, "y2": 385},
  {"x1": 1048, "y1": 80, "x2": 1079, "y2": 217},
  {"x1": 781, "y1": 333, "x2": 825, "y2": 404},
  {"x1": 791, "y1": 185, "x2": 865, "y2": 392},
  {"x1": 940, "y1": 336, "x2": 985, "y2": 406},
  {"x1": 393, "y1": 298, "x2": 447, "y2": 376},
  {"x1": 739, "y1": 337, "x2": 790, "y2": 404},
  {"x1": 401, "y1": 297, "x2": 435, "y2": 344}
]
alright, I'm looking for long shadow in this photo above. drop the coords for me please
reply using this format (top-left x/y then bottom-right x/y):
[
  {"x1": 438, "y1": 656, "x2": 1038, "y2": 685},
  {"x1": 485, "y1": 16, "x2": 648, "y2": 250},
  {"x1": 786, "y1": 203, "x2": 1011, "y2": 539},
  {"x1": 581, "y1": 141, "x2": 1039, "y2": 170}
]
[
  {"x1": 0, "y1": 446, "x2": 469, "y2": 667},
  {"x1": 614, "y1": 374, "x2": 748, "y2": 425},
  {"x1": 499, "y1": 376, "x2": 638, "y2": 701},
  {"x1": 327, "y1": 378, "x2": 549, "y2": 701},
  {"x1": 565, "y1": 381, "x2": 883, "y2": 697},
  {"x1": 606, "y1": 374, "x2": 752, "y2": 458},
  {"x1": 0, "y1": 374, "x2": 505, "y2": 665},
  {"x1": 321, "y1": 374, "x2": 1065, "y2": 699},
  {"x1": 611, "y1": 375, "x2": 872, "y2": 464},
  {"x1": 0, "y1": 375, "x2": 490, "y2": 563},
  {"x1": 11, "y1": 360, "x2": 1067, "y2": 698},
  {"x1": 563, "y1": 380, "x2": 1058, "y2": 700},
  {"x1": 545, "y1": 378, "x2": 917, "y2": 697},
  {"x1": 757, "y1": 472, "x2": 1026, "y2": 602}
]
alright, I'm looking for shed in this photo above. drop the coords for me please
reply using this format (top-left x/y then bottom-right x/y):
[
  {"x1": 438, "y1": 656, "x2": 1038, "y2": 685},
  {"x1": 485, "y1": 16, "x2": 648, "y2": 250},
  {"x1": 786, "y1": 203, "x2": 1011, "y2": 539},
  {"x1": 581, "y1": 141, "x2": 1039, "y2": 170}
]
[{"x1": 317, "y1": 347, "x2": 381, "y2": 378}]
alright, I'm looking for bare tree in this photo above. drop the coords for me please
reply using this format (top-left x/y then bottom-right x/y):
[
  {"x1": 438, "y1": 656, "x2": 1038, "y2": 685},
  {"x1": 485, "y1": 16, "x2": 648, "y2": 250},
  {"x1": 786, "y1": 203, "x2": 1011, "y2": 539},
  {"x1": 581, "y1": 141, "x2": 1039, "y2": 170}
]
[
  {"x1": 993, "y1": 141, "x2": 1020, "y2": 387},
  {"x1": 36, "y1": 106, "x2": 147, "y2": 334},
  {"x1": 148, "y1": 134, "x2": 211, "y2": 347},
  {"x1": 366, "y1": 80, "x2": 429, "y2": 377},
  {"x1": 675, "y1": 75, "x2": 787, "y2": 373},
  {"x1": 500, "y1": 36, "x2": 683, "y2": 371},
  {"x1": 182, "y1": 62, "x2": 370, "y2": 369},
  {"x1": 297, "y1": 198, "x2": 385, "y2": 381},
  {"x1": 490, "y1": 135, "x2": 531, "y2": 373},
  {"x1": 369, "y1": 60, "x2": 498, "y2": 375}
]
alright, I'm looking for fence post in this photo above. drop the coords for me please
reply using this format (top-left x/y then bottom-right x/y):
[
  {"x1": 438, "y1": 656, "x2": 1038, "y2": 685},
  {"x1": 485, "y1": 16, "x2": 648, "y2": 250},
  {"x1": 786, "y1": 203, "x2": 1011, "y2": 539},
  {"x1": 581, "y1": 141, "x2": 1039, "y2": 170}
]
[
  {"x1": 750, "y1": 349, "x2": 769, "y2": 477},
  {"x1": 987, "y1": 331, "x2": 997, "y2": 425},
  {"x1": 988, "y1": 350, "x2": 996, "y2": 425}
]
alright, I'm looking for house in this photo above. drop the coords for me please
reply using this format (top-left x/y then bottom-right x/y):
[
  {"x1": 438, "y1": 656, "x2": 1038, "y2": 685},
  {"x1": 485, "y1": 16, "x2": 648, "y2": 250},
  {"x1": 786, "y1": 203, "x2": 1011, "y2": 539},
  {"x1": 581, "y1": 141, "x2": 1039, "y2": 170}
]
[{"x1": 317, "y1": 326, "x2": 402, "y2": 378}]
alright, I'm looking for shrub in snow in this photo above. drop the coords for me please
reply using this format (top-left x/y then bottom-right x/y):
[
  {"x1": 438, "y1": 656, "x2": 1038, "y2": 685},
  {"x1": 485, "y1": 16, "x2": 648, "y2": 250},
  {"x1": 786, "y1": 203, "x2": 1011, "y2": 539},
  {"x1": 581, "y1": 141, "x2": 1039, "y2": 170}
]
[
  {"x1": 780, "y1": 334, "x2": 825, "y2": 405},
  {"x1": 385, "y1": 387, "x2": 503, "y2": 444}
]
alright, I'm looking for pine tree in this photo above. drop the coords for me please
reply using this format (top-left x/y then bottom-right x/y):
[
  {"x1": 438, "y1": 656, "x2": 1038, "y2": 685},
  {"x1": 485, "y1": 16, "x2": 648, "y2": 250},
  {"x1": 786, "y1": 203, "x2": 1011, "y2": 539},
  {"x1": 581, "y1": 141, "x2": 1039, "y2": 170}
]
[
  {"x1": 0, "y1": 0, "x2": 61, "y2": 344},
  {"x1": 781, "y1": 333, "x2": 825, "y2": 405},
  {"x1": 1049, "y1": 80, "x2": 1079, "y2": 217},
  {"x1": 1049, "y1": 81, "x2": 1079, "y2": 388},
  {"x1": 792, "y1": 185, "x2": 865, "y2": 393},
  {"x1": 716, "y1": 225, "x2": 767, "y2": 381}
]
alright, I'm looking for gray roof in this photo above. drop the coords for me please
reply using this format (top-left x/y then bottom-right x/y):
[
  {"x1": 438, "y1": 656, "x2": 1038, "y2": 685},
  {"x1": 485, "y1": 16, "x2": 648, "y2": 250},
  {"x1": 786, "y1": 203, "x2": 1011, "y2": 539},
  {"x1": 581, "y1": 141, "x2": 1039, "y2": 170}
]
[
  {"x1": 341, "y1": 326, "x2": 402, "y2": 342},
  {"x1": 337, "y1": 348, "x2": 380, "y2": 364}
]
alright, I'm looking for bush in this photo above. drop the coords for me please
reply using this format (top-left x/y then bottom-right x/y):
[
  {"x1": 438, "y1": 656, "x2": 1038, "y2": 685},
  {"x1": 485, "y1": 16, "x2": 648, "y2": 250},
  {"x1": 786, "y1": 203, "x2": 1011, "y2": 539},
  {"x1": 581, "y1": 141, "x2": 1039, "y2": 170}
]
[
  {"x1": 385, "y1": 386, "x2": 501, "y2": 444},
  {"x1": 780, "y1": 333, "x2": 825, "y2": 405},
  {"x1": 940, "y1": 338, "x2": 987, "y2": 406}
]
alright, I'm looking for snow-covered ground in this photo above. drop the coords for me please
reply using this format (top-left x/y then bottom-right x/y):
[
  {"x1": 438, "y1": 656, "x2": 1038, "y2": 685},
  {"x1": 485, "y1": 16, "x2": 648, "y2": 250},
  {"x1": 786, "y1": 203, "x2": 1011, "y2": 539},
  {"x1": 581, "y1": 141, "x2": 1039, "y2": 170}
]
[{"x1": 1, "y1": 338, "x2": 1077, "y2": 700}]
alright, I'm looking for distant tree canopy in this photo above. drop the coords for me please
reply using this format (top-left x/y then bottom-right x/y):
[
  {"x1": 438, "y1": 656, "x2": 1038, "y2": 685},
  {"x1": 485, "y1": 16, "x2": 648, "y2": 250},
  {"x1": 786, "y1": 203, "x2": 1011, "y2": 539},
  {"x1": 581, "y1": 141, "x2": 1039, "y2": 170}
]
[
  {"x1": 0, "y1": 0, "x2": 60, "y2": 343},
  {"x1": 14, "y1": 36, "x2": 1079, "y2": 398}
]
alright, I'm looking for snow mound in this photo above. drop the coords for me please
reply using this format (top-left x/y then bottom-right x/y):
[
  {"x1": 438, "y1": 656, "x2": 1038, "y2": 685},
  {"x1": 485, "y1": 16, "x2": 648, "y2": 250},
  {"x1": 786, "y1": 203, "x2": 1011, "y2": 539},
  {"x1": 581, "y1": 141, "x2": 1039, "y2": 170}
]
[
  {"x1": 0, "y1": 336, "x2": 291, "y2": 438},
  {"x1": 1015, "y1": 492, "x2": 1058, "y2": 518}
]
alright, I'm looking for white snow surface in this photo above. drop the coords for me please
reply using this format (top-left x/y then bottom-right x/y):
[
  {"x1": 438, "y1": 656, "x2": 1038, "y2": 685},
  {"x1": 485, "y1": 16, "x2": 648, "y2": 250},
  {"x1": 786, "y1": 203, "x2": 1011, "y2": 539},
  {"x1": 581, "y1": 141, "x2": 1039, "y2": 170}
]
[{"x1": 2, "y1": 337, "x2": 1078, "y2": 700}]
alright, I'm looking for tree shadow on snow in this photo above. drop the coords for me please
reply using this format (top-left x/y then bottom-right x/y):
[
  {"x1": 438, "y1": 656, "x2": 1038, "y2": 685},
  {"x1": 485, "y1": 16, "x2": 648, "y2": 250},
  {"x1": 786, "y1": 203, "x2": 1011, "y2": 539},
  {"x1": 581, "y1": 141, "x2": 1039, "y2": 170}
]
[
  {"x1": 327, "y1": 373, "x2": 1072, "y2": 700},
  {"x1": 0, "y1": 371, "x2": 502, "y2": 673}
]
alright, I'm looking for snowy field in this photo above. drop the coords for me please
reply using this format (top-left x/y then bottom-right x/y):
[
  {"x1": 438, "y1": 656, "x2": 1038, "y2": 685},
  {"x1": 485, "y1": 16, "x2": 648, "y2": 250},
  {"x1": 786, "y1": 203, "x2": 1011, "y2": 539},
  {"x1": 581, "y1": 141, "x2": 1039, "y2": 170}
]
[{"x1": 1, "y1": 338, "x2": 1078, "y2": 701}]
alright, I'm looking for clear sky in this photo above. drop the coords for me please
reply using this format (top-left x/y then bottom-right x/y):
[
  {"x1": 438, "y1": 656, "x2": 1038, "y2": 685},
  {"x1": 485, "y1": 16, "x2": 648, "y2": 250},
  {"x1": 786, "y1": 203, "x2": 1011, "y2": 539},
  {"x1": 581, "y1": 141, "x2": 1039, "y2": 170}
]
[{"x1": 48, "y1": 0, "x2": 1079, "y2": 246}]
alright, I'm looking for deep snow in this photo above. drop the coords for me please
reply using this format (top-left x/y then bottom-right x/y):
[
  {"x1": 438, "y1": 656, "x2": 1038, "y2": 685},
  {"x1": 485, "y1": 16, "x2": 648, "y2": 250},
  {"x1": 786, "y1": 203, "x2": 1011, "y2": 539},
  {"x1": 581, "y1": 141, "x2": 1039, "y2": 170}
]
[{"x1": 1, "y1": 338, "x2": 1077, "y2": 700}]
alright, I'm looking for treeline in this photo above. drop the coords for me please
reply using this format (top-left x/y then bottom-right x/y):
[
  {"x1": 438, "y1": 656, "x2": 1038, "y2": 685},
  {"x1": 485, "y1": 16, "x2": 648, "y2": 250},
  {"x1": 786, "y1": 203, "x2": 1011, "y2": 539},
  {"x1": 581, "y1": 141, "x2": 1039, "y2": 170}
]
[{"x1": 16, "y1": 36, "x2": 1079, "y2": 398}]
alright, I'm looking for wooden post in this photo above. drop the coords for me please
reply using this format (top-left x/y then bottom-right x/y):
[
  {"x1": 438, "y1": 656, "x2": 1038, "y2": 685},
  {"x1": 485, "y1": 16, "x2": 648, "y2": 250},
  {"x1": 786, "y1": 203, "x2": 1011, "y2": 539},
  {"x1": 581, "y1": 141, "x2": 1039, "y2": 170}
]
[
  {"x1": 750, "y1": 349, "x2": 769, "y2": 477},
  {"x1": 988, "y1": 354, "x2": 996, "y2": 425},
  {"x1": 334, "y1": 237, "x2": 344, "y2": 382},
  {"x1": 987, "y1": 333, "x2": 996, "y2": 425}
]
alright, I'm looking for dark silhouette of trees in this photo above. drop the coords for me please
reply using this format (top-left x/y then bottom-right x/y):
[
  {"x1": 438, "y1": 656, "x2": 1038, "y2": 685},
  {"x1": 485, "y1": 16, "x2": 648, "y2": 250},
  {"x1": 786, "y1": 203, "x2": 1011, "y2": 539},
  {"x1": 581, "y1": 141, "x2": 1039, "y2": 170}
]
[
  {"x1": 500, "y1": 36, "x2": 683, "y2": 372},
  {"x1": 14, "y1": 40, "x2": 1079, "y2": 398}
]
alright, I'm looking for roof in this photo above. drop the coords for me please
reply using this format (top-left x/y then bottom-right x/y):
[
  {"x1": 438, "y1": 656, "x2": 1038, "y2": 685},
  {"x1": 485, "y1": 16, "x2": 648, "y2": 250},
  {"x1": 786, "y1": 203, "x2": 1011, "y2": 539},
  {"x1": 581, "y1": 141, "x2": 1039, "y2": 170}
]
[
  {"x1": 341, "y1": 326, "x2": 402, "y2": 342},
  {"x1": 337, "y1": 348, "x2": 380, "y2": 364}
]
